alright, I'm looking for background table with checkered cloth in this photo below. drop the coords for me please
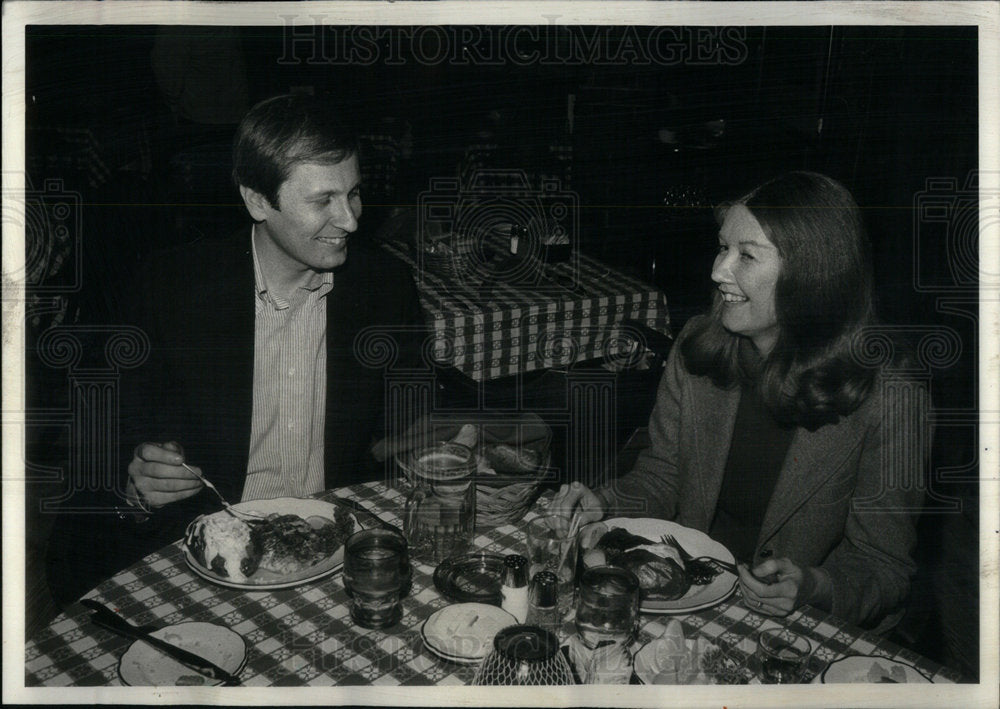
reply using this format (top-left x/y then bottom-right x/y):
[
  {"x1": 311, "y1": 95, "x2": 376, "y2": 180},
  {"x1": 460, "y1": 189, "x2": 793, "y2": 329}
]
[
  {"x1": 25, "y1": 482, "x2": 963, "y2": 687},
  {"x1": 381, "y1": 240, "x2": 672, "y2": 381}
]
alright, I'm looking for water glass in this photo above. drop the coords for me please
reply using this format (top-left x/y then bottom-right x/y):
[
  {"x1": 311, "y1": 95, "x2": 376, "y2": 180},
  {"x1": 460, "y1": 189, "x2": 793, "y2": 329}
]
[
  {"x1": 574, "y1": 565, "x2": 640, "y2": 650},
  {"x1": 342, "y1": 528, "x2": 408, "y2": 629},
  {"x1": 525, "y1": 514, "x2": 578, "y2": 616},
  {"x1": 756, "y1": 627, "x2": 813, "y2": 683}
]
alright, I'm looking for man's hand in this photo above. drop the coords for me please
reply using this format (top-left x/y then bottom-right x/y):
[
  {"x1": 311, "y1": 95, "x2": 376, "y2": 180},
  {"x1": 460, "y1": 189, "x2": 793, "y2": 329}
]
[
  {"x1": 549, "y1": 481, "x2": 606, "y2": 525},
  {"x1": 738, "y1": 557, "x2": 828, "y2": 616},
  {"x1": 127, "y1": 441, "x2": 204, "y2": 509}
]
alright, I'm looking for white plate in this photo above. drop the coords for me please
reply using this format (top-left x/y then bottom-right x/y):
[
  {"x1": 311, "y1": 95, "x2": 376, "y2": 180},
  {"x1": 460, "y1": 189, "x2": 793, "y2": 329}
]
[
  {"x1": 183, "y1": 497, "x2": 358, "y2": 591},
  {"x1": 118, "y1": 621, "x2": 247, "y2": 686},
  {"x1": 817, "y1": 654, "x2": 933, "y2": 684},
  {"x1": 582, "y1": 518, "x2": 737, "y2": 614},
  {"x1": 421, "y1": 603, "x2": 517, "y2": 664}
]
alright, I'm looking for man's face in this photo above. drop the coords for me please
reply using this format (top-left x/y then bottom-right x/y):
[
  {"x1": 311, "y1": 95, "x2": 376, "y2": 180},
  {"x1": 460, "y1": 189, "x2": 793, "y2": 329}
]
[{"x1": 243, "y1": 156, "x2": 362, "y2": 280}]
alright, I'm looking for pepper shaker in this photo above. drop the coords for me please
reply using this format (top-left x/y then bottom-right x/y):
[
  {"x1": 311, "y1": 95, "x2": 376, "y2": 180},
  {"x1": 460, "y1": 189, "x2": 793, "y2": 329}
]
[
  {"x1": 526, "y1": 570, "x2": 562, "y2": 634},
  {"x1": 500, "y1": 554, "x2": 529, "y2": 623}
]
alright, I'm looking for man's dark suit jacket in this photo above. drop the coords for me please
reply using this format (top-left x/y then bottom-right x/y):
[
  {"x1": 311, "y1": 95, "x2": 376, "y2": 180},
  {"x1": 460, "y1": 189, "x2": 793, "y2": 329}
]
[{"x1": 46, "y1": 231, "x2": 427, "y2": 605}]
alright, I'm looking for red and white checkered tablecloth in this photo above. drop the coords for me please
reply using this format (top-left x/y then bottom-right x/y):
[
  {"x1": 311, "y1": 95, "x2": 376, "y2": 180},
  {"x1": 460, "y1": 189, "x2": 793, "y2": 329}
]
[
  {"x1": 25, "y1": 482, "x2": 962, "y2": 688},
  {"x1": 381, "y1": 240, "x2": 671, "y2": 381}
]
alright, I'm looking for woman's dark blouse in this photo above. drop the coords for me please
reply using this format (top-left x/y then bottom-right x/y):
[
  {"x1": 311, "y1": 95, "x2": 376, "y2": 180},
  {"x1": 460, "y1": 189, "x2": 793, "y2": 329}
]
[{"x1": 708, "y1": 383, "x2": 795, "y2": 563}]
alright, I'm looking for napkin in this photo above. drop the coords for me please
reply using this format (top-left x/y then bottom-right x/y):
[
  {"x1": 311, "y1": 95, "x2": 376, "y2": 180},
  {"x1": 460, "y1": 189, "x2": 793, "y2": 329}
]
[
  {"x1": 371, "y1": 413, "x2": 551, "y2": 467},
  {"x1": 566, "y1": 635, "x2": 633, "y2": 685}
]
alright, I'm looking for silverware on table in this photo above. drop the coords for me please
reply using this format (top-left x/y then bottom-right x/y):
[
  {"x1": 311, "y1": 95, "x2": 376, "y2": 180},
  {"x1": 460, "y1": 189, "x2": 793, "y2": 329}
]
[
  {"x1": 180, "y1": 463, "x2": 265, "y2": 521},
  {"x1": 80, "y1": 599, "x2": 242, "y2": 686},
  {"x1": 326, "y1": 495, "x2": 403, "y2": 535},
  {"x1": 662, "y1": 534, "x2": 737, "y2": 578}
]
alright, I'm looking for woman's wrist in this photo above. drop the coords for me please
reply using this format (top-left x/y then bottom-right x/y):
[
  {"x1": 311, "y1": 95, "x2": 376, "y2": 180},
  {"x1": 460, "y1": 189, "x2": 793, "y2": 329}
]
[
  {"x1": 797, "y1": 566, "x2": 833, "y2": 612},
  {"x1": 592, "y1": 486, "x2": 614, "y2": 517}
]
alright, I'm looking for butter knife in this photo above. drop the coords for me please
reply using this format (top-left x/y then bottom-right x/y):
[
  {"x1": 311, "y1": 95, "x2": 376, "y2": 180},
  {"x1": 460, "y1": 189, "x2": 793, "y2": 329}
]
[
  {"x1": 80, "y1": 599, "x2": 241, "y2": 686},
  {"x1": 326, "y1": 495, "x2": 402, "y2": 535}
]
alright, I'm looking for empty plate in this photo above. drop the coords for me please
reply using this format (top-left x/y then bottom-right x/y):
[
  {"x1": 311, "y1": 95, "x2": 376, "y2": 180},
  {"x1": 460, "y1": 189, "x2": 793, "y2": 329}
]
[{"x1": 118, "y1": 621, "x2": 247, "y2": 686}]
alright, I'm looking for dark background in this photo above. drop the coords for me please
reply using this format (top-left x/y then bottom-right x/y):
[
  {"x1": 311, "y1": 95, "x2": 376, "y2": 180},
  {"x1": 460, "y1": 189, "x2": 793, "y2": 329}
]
[{"x1": 22, "y1": 25, "x2": 980, "y2": 679}]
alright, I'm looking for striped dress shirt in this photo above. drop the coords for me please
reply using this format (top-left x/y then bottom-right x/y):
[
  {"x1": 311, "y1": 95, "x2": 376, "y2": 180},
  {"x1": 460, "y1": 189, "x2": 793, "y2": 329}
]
[{"x1": 242, "y1": 229, "x2": 333, "y2": 501}]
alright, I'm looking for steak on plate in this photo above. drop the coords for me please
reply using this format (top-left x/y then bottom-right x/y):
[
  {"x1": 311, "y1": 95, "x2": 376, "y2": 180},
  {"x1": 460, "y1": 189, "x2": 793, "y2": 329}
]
[{"x1": 252, "y1": 508, "x2": 354, "y2": 574}]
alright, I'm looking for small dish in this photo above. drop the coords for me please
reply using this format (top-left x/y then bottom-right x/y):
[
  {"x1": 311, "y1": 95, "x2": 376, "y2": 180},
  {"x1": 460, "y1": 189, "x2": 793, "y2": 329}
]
[
  {"x1": 433, "y1": 552, "x2": 506, "y2": 605},
  {"x1": 118, "y1": 622, "x2": 247, "y2": 686},
  {"x1": 421, "y1": 603, "x2": 517, "y2": 664},
  {"x1": 817, "y1": 654, "x2": 933, "y2": 683}
]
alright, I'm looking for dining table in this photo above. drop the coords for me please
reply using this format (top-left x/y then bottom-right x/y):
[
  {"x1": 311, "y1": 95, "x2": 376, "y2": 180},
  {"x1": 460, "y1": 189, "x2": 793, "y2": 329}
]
[
  {"x1": 25, "y1": 481, "x2": 964, "y2": 688},
  {"x1": 380, "y1": 237, "x2": 672, "y2": 382}
]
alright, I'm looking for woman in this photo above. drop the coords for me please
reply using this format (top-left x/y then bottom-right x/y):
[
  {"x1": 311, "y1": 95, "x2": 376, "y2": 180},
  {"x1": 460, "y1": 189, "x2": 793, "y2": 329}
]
[{"x1": 553, "y1": 171, "x2": 927, "y2": 632}]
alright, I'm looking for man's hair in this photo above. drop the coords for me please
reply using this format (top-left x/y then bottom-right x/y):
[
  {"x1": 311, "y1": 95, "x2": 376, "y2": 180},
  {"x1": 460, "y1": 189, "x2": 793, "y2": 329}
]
[
  {"x1": 681, "y1": 171, "x2": 880, "y2": 430},
  {"x1": 233, "y1": 93, "x2": 360, "y2": 208}
]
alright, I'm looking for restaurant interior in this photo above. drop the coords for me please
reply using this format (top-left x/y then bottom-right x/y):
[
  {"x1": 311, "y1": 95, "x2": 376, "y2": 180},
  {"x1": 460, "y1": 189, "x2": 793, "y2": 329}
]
[{"x1": 22, "y1": 24, "x2": 980, "y2": 681}]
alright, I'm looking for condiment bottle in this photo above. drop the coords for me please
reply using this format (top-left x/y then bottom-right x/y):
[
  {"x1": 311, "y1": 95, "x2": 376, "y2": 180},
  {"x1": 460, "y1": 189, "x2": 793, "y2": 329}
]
[
  {"x1": 500, "y1": 554, "x2": 529, "y2": 623},
  {"x1": 526, "y1": 570, "x2": 562, "y2": 634}
]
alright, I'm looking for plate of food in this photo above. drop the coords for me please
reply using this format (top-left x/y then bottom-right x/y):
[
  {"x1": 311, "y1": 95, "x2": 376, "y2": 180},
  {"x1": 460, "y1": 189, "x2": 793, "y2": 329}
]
[
  {"x1": 420, "y1": 603, "x2": 518, "y2": 664},
  {"x1": 577, "y1": 518, "x2": 737, "y2": 614},
  {"x1": 183, "y1": 497, "x2": 358, "y2": 590},
  {"x1": 118, "y1": 621, "x2": 247, "y2": 686},
  {"x1": 816, "y1": 654, "x2": 933, "y2": 684},
  {"x1": 632, "y1": 619, "x2": 753, "y2": 685}
]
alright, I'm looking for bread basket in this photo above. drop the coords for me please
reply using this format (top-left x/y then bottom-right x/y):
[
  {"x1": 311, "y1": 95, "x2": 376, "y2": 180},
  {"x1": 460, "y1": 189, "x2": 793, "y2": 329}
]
[
  {"x1": 474, "y1": 445, "x2": 550, "y2": 528},
  {"x1": 389, "y1": 421, "x2": 551, "y2": 529}
]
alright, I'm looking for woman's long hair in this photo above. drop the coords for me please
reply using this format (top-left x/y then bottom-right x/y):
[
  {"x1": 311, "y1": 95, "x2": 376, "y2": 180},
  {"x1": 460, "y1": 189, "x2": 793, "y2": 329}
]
[{"x1": 681, "y1": 171, "x2": 879, "y2": 430}]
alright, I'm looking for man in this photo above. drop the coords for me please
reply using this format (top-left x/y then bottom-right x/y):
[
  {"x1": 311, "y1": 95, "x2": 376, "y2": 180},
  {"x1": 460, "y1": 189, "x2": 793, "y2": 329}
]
[{"x1": 46, "y1": 94, "x2": 427, "y2": 605}]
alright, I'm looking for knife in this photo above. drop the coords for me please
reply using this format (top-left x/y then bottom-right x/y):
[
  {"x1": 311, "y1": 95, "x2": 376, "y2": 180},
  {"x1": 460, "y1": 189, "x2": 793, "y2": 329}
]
[
  {"x1": 80, "y1": 599, "x2": 241, "y2": 686},
  {"x1": 326, "y1": 495, "x2": 403, "y2": 535}
]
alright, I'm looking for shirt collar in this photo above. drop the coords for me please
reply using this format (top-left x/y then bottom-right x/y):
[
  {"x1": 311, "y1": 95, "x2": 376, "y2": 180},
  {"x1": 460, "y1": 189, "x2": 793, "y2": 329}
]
[{"x1": 251, "y1": 226, "x2": 334, "y2": 308}]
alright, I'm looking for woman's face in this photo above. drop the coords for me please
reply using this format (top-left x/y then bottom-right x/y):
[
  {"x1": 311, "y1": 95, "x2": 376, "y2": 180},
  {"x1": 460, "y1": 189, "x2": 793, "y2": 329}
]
[{"x1": 711, "y1": 204, "x2": 783, "y2": 356}]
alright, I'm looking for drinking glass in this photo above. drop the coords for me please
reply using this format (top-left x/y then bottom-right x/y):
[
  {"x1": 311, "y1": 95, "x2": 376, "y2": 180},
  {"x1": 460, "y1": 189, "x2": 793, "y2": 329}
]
[
  {"x1": 574, "y1": 565, "x2": 640, "y2": 650},
  {"x1": 525, "y1": 514, "x2": 578, "y2": 616},
  {"x1": 402, "y1": 442, "x2": 477, "y2": 564},
  {"x1": 342, "y1": 528, "x2": 408, "y2": 629},
  {"x1": 756, "y1": 627, "x2": 813, "y2": 684}
]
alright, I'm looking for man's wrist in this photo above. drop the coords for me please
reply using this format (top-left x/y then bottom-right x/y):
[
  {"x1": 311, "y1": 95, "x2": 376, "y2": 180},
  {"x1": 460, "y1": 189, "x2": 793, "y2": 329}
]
[{"x1": 122, "y1": 480, "x2": 152, "y2": 522}]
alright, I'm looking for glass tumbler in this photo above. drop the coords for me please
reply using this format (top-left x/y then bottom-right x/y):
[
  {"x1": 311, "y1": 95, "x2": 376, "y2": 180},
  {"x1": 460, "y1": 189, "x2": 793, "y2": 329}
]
[
  {"x1": 574, "y1": 565, "x2": 640, "y2": 650},
  {"x1": 756, "y1": 627, "x2": 813, "y2": 684},
  {"x1": 342, "y1": 528, "x2": 408, "y2": 629},
  {"x1": 525, "y1": 514, "x2": 578, "y2": 616}
]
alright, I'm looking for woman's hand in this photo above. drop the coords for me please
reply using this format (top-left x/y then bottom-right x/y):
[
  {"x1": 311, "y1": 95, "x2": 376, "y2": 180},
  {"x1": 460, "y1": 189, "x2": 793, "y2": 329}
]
[
  {"x1": 127, "y1": 441, "x2": 204, "y2": 509},
  {"x1": 738, "y1": 557, "x2": 827, "y2": 616},
  {"x1": 549, "y1": 481, "x2": 605, "y2": 524}
]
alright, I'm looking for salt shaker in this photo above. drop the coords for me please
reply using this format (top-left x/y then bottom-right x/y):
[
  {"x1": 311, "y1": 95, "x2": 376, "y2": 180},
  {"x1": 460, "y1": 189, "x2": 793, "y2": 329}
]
[
  {"x1": 500, "y1": 554, "x2": 529, "y2": 623},
  {"x1": 526, "y1": 570, "x2": 562, "y2": 634}
]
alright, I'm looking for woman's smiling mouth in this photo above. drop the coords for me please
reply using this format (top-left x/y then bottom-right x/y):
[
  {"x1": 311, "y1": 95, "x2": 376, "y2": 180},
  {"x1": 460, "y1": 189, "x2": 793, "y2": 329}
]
[{"x1": 721, "y1": 291, "x2": 748, "y2": 303}]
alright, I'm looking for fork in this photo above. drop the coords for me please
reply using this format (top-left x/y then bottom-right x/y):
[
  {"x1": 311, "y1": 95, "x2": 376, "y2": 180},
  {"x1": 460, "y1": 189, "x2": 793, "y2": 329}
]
[
  {"x1": 661, "y1": 534, "x2": 735, "y2": 578},
  {"x1": 181, "y1": 463, "x2": 266, "y2": 521}
]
